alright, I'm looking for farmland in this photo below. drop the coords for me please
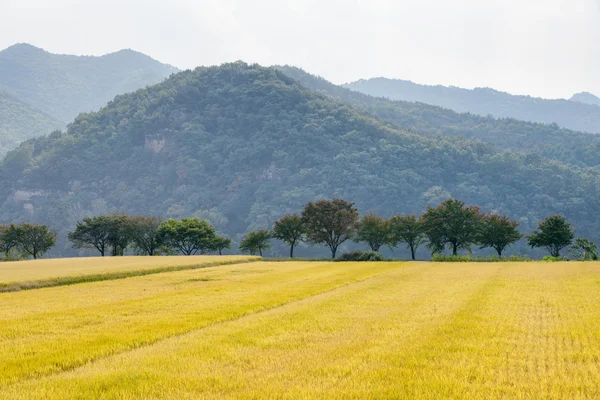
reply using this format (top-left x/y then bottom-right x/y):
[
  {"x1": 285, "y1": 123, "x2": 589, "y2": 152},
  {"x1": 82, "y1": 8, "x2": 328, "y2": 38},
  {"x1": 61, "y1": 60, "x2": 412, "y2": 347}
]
[{"x1": 2, "y1": 259, "x2": 600, "y2": 399}]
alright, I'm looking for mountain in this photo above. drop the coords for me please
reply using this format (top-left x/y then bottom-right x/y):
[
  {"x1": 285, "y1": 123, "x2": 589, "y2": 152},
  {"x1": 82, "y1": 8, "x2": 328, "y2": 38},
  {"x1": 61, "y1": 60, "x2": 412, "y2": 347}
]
[
  {"x1": 0, "y1": 91, "x2": 63, "y2": 156},
  {"x1": 344, "y1": 77, "x2": 600, "y2": 134},
  {"x1": 570, "y1": 92, "x2": 600, "y2": 107},
  {"x1": 0, "y1": 43, "x2": 179, "y2": 123},
  {"x1": 1, "y1": 62, "x2": 598, "y2": 257},
  {"x1": 277, "y1": 66, "x2": 600, "y2": 169}
]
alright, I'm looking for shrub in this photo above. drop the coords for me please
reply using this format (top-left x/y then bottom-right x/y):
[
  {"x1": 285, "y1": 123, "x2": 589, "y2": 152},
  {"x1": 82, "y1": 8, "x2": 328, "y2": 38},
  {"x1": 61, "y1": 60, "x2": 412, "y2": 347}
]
[
  {"x1": 335, "y1": 251, "x2": 385, "y2": 262},
  {"x1": 432, "y1": 254, "x2": 532, "y2": 262},
  {"x1": 542, "y1": 256, "x2": 564, "y2": 262}
]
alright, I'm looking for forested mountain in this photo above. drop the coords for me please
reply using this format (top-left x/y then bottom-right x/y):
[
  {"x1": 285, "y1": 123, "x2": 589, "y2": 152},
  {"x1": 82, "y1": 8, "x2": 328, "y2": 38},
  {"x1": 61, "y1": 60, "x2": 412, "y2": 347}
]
[
  {"x1": 570, "y1": 92, "x2": 600, "y2": 107},
  {"x1": 1, "y1": 62, "x2": 598, "y2": 257},
  {"x1": 344, "y1": 77, "x2": 600, "y2": 134},
  {"x1": 277, "y1": 66, "x2": 600, "y2": 169},
  {"x1": 0, "y1": 43, "x2": 179, "y2": 123},
  {"x1": 0, "y1": 91, "x2": 63, "y2": 156}
]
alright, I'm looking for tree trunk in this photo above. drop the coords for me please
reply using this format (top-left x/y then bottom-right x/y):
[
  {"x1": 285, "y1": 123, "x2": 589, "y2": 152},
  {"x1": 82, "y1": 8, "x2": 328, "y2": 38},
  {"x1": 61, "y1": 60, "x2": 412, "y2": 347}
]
[
  {"x1": 452, "y1": 243, "x2": 458, "y2": 256},
  {"x1": 331, "y1": 247, "x2": 337, "y2": 259},
  {"x1": 290, "y1": 243, "x2": 294, "y2": 258},
  {"x1": 410, "y1": 244, "x2": 416, "y2": 260},
  {"x1": 219, "y1": 249, "x2": 222, "y2": 256},
  {"x1": 497, "y1": 248, "x2": 502, "y2": 257},
  {"x1": 259, "y1": 248, "x2": 263, "y2": 257}
]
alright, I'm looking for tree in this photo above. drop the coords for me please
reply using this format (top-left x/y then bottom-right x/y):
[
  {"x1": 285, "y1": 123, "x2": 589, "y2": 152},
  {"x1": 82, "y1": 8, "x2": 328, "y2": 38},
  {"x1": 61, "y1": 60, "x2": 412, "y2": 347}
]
[
  {"x1": 106, "y1": 213, "x2": 132, "y2": 256},
  {"x1": 209, "y1": 235, "x2": 232, "y2": 255},
  {"x1": 11, "y1": 223, "x2": 57, "y2": 259},
  {"x1": 527, "y1": 215, "x2": 574, "y2": 257},
  {"x1": 0, "y1": 224, "x2": 19, "y2": 256},
  {"x1": 477, "y1": 214, "x2": 522, "y2": 256},
  {"x1": 272, "y1": 214, "x2": 305, "y2": 258},
  {"x1": 158, "y1": 218, "x2": 217, "y2": 256},
  {"x1": 569, "y1": 238, "x2": 598, "y2": 261},
  {"x1": 239, "y1": 230, "x2": 271, "y2": 256},
  {"x1": 388, "y1": 214, "x2": 426, "y2": 260},
  {"x1": 301, "y1": 199, "x2": 359, "y2": 259},
  {"x1": 354, "y1": 213, "x2": 389, "y2": 252},
  {"x1": 128, "y1": 216, "x2": 164, "y2": 256},
  {"x1": 68, "y1": 215, "x2": 113, "y2": 256},
  {"x1": 420, "y1": 199, "x2": 482, "y2": 256}
]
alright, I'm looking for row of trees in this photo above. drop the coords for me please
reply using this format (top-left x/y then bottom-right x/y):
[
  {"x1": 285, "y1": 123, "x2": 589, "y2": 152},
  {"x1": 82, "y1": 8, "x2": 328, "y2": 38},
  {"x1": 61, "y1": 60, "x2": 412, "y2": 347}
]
[
  {"x1": 0, "y1": 223, "x2": 57, "y2": 259},
  {"x1": 240, "y1": 198, "x2": 591, "y2": 260},
  {"x1": 68, "y1": 214, "x2": 232, "y2": 256}
]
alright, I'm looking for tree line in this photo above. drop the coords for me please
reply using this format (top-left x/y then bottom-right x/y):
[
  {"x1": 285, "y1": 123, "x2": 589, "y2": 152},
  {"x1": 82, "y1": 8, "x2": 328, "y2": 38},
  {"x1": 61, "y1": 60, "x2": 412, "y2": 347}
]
[
  {"x1": 239, "y1": 198, "x2": 595, "y2": 260},
  {"x1": 0, "y1": 199, "x2": 595, "y2": 261}
]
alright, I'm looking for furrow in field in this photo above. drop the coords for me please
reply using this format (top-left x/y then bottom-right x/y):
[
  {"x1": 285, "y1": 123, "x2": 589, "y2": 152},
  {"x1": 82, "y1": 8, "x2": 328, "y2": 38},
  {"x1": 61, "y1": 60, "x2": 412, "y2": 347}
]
[
  {"x1": 0, "y1": 261, "x2": 410, "y2": 388},
  {"x1": 0, "y1": 262, "x2": 505, "y2": 399}
]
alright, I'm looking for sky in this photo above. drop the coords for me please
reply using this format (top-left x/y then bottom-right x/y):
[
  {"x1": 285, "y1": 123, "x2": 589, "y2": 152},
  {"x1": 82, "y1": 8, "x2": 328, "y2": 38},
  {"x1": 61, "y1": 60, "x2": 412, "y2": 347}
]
[{"x1": 1, "y1": 0, "x2": 599, "y2": 99}]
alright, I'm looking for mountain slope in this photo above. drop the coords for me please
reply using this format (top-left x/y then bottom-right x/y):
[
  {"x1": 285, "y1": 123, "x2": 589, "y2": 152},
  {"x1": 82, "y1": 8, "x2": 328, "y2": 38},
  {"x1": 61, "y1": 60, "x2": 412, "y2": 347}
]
[
  {"x1": 570, "y1": 92, "x2": 600, "y2": 107},
  {"x1": 0, "y1": 43, "x2": 179, "y2": 123},
  {"x1": 277, "y1": 66, "x2": 600, "y2": 169},
  {"x1": 0, "y1": 91, "x2": 64, "y2": 156},
  {"x1": 0, "y1": 63, "x2": 598, "y2": 257},
  {"x1": 344, "y1": 77, "x2": 600, "y2": 134}
]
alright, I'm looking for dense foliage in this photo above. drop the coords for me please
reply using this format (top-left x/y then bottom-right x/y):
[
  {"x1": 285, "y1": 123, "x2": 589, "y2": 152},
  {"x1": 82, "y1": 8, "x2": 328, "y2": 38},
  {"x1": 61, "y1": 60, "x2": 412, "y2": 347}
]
[
  {"x1": 344, "y1": 77, "x2": 600, "y2": 134},
  {"x1": 335, "y1": 250, "x2": 385, "y2": 262},
  {"x1": 276, "y1": 66, "x2": 600, "y2": 168},
  {"x1": 1, "y1": 63, "x2": 599, "y2": 258},
  {"x1": 527, "y1": 215, "x2": 575, "y2": 257},
  {"x1": 0, "y1": 222, "x2": 56, "y2": 259}
]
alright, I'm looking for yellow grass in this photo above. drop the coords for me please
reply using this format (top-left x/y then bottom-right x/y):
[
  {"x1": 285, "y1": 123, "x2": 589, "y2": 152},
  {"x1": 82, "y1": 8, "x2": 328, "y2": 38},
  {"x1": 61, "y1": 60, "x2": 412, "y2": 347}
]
[
  {"x1": 0, "y1": 255, "x2": 258, "y2": 291},
  {"x1": 3, "y1": 261, "x2": 600, "y2": 399}
]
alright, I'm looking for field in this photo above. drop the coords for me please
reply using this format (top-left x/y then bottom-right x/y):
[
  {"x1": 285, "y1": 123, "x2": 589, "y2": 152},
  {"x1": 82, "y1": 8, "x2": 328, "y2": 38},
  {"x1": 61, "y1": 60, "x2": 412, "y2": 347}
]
[{"x1": 2, "y1": 259, "x2": 600, "y2": 398}]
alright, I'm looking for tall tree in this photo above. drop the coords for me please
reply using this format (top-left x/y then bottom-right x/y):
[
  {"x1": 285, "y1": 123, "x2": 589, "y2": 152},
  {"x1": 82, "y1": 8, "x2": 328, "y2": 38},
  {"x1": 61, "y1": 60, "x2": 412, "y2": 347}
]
[
  {"x1": 272, "y1": 214, "x2": 305, "y2": 258},
  {"x1": 158, "y1": 218, "x2": 217, "y2": 256},
  {"x1": 128, "y1": 215, "x2": 164, "y2": 256},
  {"x1": 354, "y1": 213, "x2": 389, "y2": 252},
  {"x1": 11, "y1": 223, "x2": 57, "y2": 259},
  {"x1": 388, "y1": 214, "x2": 426, "y2": 260},
  {"x1": 477, "y1": 214, "x2": 522, "y2": 256},
  {"x1": 239, "y1": 230, "x2": 271, "y2": 256},
  {"x1": 68, "y1": 215, "x2": 113, "y2": 256},
  {"x1": 301, "y1": 199, "x2": 359, "y2": 259},
  {"x1": 528, "y1": 215, "x2": 574, "y2": 257},
  {"x1": 420, "y1": 199, "x2": 482, "y2": 256}
]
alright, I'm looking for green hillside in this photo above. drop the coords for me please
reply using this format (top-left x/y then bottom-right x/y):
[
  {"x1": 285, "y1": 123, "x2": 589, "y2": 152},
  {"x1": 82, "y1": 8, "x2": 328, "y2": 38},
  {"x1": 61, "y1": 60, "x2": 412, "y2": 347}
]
[
  {"x1": 344, "y1": 77, "x2": 600, "y2": 134},
  {"x1": 277, "y1": 66, "x2": 600, "y2": 169},
  {"x1": 0, "y1": 91, "x2": 63, "y2": 156},
  {"x1": 0, "y1": 43, "x2": 179, "y2": 123},
  {"x1": 0, "y1": 63, "x2": 598, "y2": 257}
]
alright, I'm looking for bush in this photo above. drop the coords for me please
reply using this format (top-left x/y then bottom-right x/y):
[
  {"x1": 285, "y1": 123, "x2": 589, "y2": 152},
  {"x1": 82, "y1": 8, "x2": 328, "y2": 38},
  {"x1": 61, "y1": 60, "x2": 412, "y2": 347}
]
[
  {"x1": 542, "y1": 256, "x2": 564, "y2": 262},
  {"x1": 335, "y1": 251, "x2": 385, "y2": 262},
  {"x1": 432, "y1": 254, "x2": 532, "y2": 262}
]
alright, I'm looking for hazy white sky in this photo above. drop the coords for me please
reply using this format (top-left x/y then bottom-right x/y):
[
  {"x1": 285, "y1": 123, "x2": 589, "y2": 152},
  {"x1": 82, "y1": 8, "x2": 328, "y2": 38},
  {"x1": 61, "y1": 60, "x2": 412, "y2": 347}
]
[{"x1": 1, "y1": 0, "x2": 599, "y2": 99}]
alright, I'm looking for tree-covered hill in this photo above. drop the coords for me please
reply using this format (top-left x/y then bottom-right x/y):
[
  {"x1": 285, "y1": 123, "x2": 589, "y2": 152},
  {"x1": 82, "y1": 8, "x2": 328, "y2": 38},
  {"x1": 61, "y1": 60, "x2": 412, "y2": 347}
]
[
  {"x1": 344, "y1": 77, "x2": 600, "y2": 134},
  {"x1": 276, "y1": 66, "x2": 600, "y2": 169},
  {"x1": 0, "y1": 91, "x2": 64, "y2": 156},
  {"x1": 0, "y1": 43, "x2": 179, "y2": 123},
  {"x1": 0, "y1": 62, "x2": 598, "y2": 256}
]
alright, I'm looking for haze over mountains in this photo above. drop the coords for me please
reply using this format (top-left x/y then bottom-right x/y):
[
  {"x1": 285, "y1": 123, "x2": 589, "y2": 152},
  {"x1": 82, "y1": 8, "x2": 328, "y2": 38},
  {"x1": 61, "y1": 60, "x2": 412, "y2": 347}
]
[
  {"x1": 0, "y1": 43, "x2": 178, "y2": 155},
  {"x1": 1, "y1": 62, "x2": 599, "y2": 257},
  {"x1": 345, "y1": 78, "x2": 600, "y2": 134}
]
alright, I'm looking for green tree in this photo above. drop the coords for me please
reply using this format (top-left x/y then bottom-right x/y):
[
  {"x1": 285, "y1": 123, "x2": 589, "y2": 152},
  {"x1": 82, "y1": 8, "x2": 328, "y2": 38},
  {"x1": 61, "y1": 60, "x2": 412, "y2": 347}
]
[
  {"x1": 11, "y1": 223, "x2": 57, "y2": 259},
  {"x1": 239, "y1": 230, "x2": 271, "y2": 256},
  {"x1": 0, "y1": 224, "x2": 20, "y2": 257},
  {"x1": 106, "y1": 213, "x2": 132, "y2": 256},
  {"x1": 158, "y1": 218, "x2": 217, "y2": 256},
  {"x1": 301, "y1": 199, "x2": 359, "y2": 259},
  {"x1": 388, "y1": 214, "x2": 426, "y2": 260},
  {"x1": 354, "y1": 213, "x2": 389, "y2": 252},
  {"x1": 421, "y1": 199, "x2": 482, "y2": 256},
  {"x1": 128, "y1": 215, "x2": 164, "y2": 256},
  {"x1": 209, "y1": 235, "x2": 232, "y2": 255},
  {"x1": 477, "y1": 214, "x2": 522, "y2": 256},
  {"x1": 272, "y1": 214, "x2": 305, "y2": 258},
  {"x1": 527, "y1": 215, "x2": 575, "y2": 257},
  {"x1": 68, "y1": 215, "x2": 113, "y2": 256},
  {"x1": 568, "y1": 238, "x2": 598, "y2": 261}
]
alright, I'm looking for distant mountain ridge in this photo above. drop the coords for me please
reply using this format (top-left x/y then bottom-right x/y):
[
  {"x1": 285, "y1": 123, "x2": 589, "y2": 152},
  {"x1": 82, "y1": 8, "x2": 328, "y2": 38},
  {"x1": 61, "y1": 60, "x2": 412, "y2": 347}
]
[
  {"x1": 0, "y1": 43, "x2": 179, "y2": 123},
  {"x1": 344, "y1": 77, "x2": 600, "y2": 134},
  {"x1": 570, "y1": 92, "x2": 600, "y2": 107}
]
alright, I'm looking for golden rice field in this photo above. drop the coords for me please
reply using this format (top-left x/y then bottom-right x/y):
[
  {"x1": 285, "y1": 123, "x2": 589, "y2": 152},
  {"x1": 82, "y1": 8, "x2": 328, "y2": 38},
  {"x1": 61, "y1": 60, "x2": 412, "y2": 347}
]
[
  {"x1": 2, "y1": 259, "x2": 600, "y2": 399},
  {"x1": 0, "y1": 255, "x2": 258, "y2": 291}
]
